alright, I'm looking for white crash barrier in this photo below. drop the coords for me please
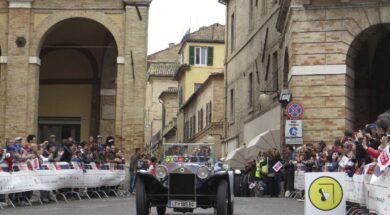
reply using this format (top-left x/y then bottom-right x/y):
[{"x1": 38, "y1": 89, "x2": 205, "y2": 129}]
[{"x1": 0, "y1": 162, "x2": 126, "y2": 194}]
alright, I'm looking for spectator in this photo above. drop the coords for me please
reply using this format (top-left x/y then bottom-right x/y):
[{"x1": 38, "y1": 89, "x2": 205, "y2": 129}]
[
  {"x1": 148, "y1": 156, "x2": 157, "y2": 175},
  {"x1": 105, "y1": 136, "x2": 115, "y2": 147},
  {"x1": 82, "y1": 145, "x2": 94, "y2": 164},
  {"x1": 60, "y1": 140, "x2": 73, "y2": 163},
  {"x1": 71, "y1": 150, "x2": 82, "y2": 162},
  {"x1": 265, "y1": 148, "x2": 282, "y2": 198},
  {"x1": 88, "y1": 136, "x2": 96, "y2": 146},
  {"x1": 96, "y1": 135, "x2": 105, "y2": 151},
  {"x1": 104, "y1": 146, "x2": 116, "y2": 163},
  {"x1": 114, "y1": 150, "x2": 125, "y2": 164},
  {"x1": 129, "y1": 148, "x2": 141, "y2": 194},
  {"x1": 283, "y1": 145, "x2": 295, "y2": 197},
  {"x1": 0, "y1": 146, "x2": 6, "y2": 164}
]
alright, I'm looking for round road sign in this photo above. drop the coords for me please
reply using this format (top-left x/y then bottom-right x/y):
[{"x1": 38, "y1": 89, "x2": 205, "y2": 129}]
[{"x1": 286, "y1": 102, "x2": 304, "y2": 119}]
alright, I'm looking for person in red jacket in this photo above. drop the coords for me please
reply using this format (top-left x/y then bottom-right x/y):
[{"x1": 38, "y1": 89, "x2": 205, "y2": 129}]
[
  {"x1": 362, "y1": 135, "x2": 387, "y2": 159},
  {"x1": 148, "y1": 156, "x2": 157, "y2": 176}
]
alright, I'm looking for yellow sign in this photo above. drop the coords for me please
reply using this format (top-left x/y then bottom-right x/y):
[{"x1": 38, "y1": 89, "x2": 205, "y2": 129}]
[{"x1": 308, "y1": 176, "x2": 343, "y2": 211}]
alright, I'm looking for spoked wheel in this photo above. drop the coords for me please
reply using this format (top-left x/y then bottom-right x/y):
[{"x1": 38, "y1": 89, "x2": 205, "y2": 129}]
[
  {"x1": 215, "y1": 180, "x2": 229, "y2": 215},
  {"x1": 156, "y1": 206, "x2": 166, "y2": 215},
  {"x1": 135, "y1": 179, "x2": 150, "y2": 215}
]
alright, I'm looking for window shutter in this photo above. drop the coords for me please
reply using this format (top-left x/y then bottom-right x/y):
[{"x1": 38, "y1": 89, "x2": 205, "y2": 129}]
[
  {"x1": 189, "y1": 46, "x2": 195, "y2": 65},
  {"x1": 206, "y1": 104, "x2": 209, "y2": 126},
  {"x1": 209, "y1": 102, "x2": 212, "y2": 124},
  {"x1": 207, "y1": 47, "x2": 214, "y2": 66}
]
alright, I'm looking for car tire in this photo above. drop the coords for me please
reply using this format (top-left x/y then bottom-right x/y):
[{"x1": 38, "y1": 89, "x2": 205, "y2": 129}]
[
  {"x1": 136, "y1": 179, "x2": 150, "y2": 215},
  {"x1": 234, "y1": 174, "x2": 242, "y2": 197},
  {"x1": 216, "y1": 180, "x2": 228, "y2": 215},
  {"x1": 228, "y1": 200, "x2": 234, "y2": 215},
  {"x1": 156, "y1": 206, "x2": 166, "y2": 215}
]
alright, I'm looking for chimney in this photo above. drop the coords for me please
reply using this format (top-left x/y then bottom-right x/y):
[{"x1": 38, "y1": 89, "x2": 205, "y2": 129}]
[{"x1": 168, "y1": 43, "x2": 175, "y2": 48}]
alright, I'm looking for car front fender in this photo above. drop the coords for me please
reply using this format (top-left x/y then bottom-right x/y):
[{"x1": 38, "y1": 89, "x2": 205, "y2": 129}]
[{"x1": 204, "y1": 171, "x2": 234, "y2": 203}]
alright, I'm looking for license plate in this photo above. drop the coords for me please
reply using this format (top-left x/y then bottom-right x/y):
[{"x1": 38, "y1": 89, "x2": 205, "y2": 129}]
[{"x1": 168, "y1": 200, "x2": 197, "y2": 209}]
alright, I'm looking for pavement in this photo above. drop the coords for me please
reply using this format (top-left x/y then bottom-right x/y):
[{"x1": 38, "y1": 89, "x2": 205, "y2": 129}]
[{"x1": 3, "y1": 197, "x2": 304, "y2": 215}]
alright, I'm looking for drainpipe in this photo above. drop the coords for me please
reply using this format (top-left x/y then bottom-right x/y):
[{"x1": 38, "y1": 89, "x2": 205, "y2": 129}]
[{"x1": 223, "y1": 2, "x2": 229, "y2": 156}]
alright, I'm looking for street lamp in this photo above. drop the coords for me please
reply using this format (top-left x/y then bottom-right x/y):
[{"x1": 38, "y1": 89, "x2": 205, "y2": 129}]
[
  {"x1": 258, "y1": 90, "x2": 278, "y2": 107},
  {"x1": 258, "y1": 89, "x2": 292, "y2": 108},
  {"x1": 207, "y1": 133, "x2": 223, "y2": 143},
  {"x1": 206, "y1": 135, "x2": 215, "y2": 143}
]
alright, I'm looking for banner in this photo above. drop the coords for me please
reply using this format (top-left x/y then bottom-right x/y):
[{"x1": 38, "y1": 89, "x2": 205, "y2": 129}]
[
  {"x1": 365, "y1": 166, "x2": 390, "y2": 214},
  {"x1": 294, "y1": 170, "x2": 305, "y2": 191},
  {"x1": 0, "y1": 162, "x2": 126, "y2": 194}
]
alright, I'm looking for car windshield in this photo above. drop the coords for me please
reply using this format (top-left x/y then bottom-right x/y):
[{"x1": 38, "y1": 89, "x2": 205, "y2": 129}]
[{"x1": 162, "y1": 143, "x2": 215, "y2": 165}]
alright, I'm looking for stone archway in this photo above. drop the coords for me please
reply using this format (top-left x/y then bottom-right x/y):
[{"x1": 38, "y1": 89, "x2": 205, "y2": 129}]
[
  {"x1": 36, "y1": 17, "x2": 118, "y2": 142},
  {"x1": 31, "y1": 11, "x2": 123, "y2": 57},
  {"x1": 347, "y1": 24, "x2": 390, "y2": 129}
]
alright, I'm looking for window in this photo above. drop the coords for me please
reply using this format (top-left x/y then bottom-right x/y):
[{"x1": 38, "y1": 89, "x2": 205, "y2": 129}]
[
  {"x1": 195, "y1": 47, "x2": 207, "y2": 65},
  {"x1": 265, "y1": 55, "x2": 270, "y2": 81},
  {"x1": 206, "y1": 101, "x2": 212, "y2": 126},
  {"x1": 189, "y1": 117, "x2": 192, "y2": 138},
  {"x1": 179, "y1": 53, "x2": 184, "y2": 64},
  {"x1": 230, "y1": 13, "x2": 235, "y2": 53},
  {"x1": 249, "y1": 0, "x2": 254, "y2": 31},
  {"x1": 179, "y1": 87, "x2": 183, "y2": 106},
  {"x1": 230, "y1": 89, "x2": 235, "y2": 121},
  {"x1": 283, "y1": 49, "x2": 289, "y2": 88},
  {"x1": 194, "y1": 83, "x2": 202, "y2": 92},
  {"x1": 192, "y1": 115, "x2": 196, "y2": 137},
  {"x1": 162, "y1": 105, "x2": 166, "y2": 129},
  {"x1": 248, "y1": 73, "x2": 253, "y2": 107},
  {"x1": 272, "y1": 51, "x2": 279, "y2": 91},
  {"x1": 184, "y1": 120, "x2": 189, "y2": 141},
  {"x1": 198, "y1": 109, "x2": 203, "y2": 131},
  {"x1": 262, "y1": 28, "x2": 269, "y2": 62},
  {"x1": 189, "y1": 46, "x2": 214, "y2": 66},
  {"x1": 261, "y1": 0, "x2": 267, "y2": 15}
]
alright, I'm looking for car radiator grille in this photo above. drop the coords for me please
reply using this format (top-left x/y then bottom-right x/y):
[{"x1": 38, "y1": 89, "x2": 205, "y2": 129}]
[{"x1": 169, "y1": 173, "x2": 196, "y2": 200}]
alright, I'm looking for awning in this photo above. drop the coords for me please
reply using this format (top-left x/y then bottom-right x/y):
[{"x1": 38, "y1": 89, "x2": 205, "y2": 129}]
[
  {"x1": 245, "y1": 129, "x2": 280, "y2": 162},
  {"x1": 224, "y1": 146, "x2": 247, "y2": 170}
]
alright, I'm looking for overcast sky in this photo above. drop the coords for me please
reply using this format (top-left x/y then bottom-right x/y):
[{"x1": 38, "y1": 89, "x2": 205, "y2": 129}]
[{"x1": 148, "y1": 0, "x2": 226, "y2": 55}]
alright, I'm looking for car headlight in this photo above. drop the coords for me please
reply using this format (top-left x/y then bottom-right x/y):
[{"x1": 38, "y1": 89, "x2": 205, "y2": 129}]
[
  {"x1": 223, "y1": 164, "x2": 229, "y2": 170},
  {"x1": 197, "y1": 166, "x2": 210, "y2": 179},
  {"x1": 156, "y1": 166, "x2": 168, "y2": 179}
]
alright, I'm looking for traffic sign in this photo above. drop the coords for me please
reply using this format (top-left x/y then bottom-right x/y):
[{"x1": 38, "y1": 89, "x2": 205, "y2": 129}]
[
  {"x1": 305, "y1": 173, "x2": 346, "y2": 215},
  {"x1": 286, "y1": 102, "x2": 304, "y2": 119},
  {"x1": 285, "y1": 120, "x2": 302, "y2": 138}
]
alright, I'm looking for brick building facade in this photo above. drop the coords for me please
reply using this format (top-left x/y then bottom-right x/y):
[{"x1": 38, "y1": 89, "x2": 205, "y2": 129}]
[
  {"x1": 220, "y1": 0, "x2": 390, "y2": 152},
  {"x1": 0, "y1": 0, "x2": 151, "y2": 156}
]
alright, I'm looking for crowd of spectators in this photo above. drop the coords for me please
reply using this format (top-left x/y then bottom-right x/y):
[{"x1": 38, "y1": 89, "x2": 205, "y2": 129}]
[
  {"x1": 240, "y1": 112, "x2": 390, "y2": 199},
  {"x1": 0, "y1": 134, "x2": 126, "y2": 170},
  {"x1": 0, "y1": 134, "x2": 127, "y2": 205}
]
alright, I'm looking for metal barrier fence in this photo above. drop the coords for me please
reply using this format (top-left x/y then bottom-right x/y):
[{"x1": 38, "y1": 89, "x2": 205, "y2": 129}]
[
  {"x1": 288, "y1": 163, "x2": 388, "y2": 215},
  {"x1": 0, "y1": 162, "x2": 129, "y2": 209}
]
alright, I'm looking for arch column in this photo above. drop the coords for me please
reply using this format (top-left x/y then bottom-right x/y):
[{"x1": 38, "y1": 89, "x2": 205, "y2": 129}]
[
  {"x1": 0, "y1": 61, "x2": 7, "y2": 144},
  {"x1": 26, "y1": 58, "x2": 40, "y2": 135},
  {"x1": 116, "y1": 1, "x2": 150, "y2": 155},
  {"x1": 4, "y1": 2, "x2": 33, "y2": 139}
]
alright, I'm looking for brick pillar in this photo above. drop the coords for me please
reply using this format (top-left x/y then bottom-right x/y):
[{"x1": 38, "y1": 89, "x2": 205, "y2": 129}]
[
  {"x1": 26, "y1": 60, "x2": 40, "y2": 135},
  {"x1": 0, "y1": 62, "x2": 8, "y2": 144},
  {"x1": 118, "y1": 0, "x2": 151, "y2": 156},
  {"x1": 5, "y1": 0, "x2": 34, "y2": 139}
]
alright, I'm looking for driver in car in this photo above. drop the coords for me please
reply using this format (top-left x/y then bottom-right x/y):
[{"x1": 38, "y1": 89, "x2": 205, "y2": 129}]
[{"x1": 198, "y1": 145, "x2": 210, "y2": 162}]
